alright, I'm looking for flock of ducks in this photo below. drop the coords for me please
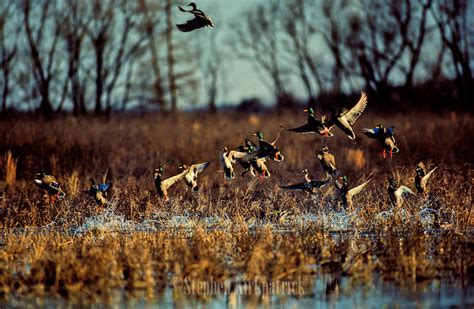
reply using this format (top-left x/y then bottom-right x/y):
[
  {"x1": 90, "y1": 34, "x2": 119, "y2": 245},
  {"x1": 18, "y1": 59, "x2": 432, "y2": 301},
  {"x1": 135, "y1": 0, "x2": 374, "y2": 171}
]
[
  {"x1": 31, "y1": 4, "x2": 439, "y2": 212},
  {"x1": 33, "y1": 91, "x2": 438, "y2": 212}
]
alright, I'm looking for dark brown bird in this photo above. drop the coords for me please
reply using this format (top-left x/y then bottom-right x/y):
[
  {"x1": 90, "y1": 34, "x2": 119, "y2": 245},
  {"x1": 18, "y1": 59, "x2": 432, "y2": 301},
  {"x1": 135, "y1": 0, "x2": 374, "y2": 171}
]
[
  {"x1": 281, "y1": 107, "x2": 332, "y2": 136},
  {"x1": 177, "y1": 2, "x2": 214, "y2": 32},
  {"x1": 34, "y1": 172, "x2": 66, "y2": 203},
  {"x1": 84, "y1": 178, "x2": 109, "y2": 207},
  {"x1": 317, "y1": 146, "x2": 338, "y2": 178},
  {"x1": 280, "y1": 169, "x2": 328, "y2": 193},
  {"x1": 362, "y1": 124, "x2": 399, "y2": 159}
]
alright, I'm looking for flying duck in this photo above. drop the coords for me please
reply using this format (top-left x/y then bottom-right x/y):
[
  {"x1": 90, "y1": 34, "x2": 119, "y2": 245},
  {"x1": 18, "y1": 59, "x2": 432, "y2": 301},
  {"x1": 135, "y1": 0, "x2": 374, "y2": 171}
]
[
  {"x1": 153, "y1": 166, "x2": 188, "y2": 202},
  {"x1": 84, "y1": 178, "x2": 109, "y2": 207},
  {"x1": 34, "y1": 172, "x2": 66, "y2": 202},
  {"x1": 178, "y1": 161, "x2": 211, "y2": 191},
  {"x1": 415, "y1": 162, "x2": 438, "y2": 194},
  {"x1": 326, "y1": 91, "x2": 368, "y2": 139},
  {"x1": 252, "y1": 131, "x2": 284, "y2": 162},
  {"x1": 280, "y1": 168, "x2": 328, "y2": 193},
  {"x1": 176, "y1": 2, "x2": 214, "y2": 32},
  {"x1": 236, "y1": 139, "x2": 271, "y2": 178},
  {"x1": 220, "y1": 147, "x2": 247, "y2": 180},
  {"x1": 281, "y1": 107, "x2": 332, "y2": 136},
  {"x1": 237, "y1": 139, "x2": 257, "y2": 176},
  {"x1": 317, "y1": 146, "x2": 338, "y2": 178},
  {"x1": 387, "y1": 178, "x2": 415, "y2": 208},
  {"x1": 362, "y1": 124, "x2": 399, "y2": 158},
  {"x1": 335, "y1": 176, "x2": 371, "y2": 210}
]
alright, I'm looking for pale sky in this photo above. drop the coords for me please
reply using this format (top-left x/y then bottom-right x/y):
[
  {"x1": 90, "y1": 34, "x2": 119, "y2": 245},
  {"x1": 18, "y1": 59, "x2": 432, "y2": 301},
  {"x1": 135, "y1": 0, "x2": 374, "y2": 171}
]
[{"x1": 185, "y1": 0, "x2": 278, "y2": 106}]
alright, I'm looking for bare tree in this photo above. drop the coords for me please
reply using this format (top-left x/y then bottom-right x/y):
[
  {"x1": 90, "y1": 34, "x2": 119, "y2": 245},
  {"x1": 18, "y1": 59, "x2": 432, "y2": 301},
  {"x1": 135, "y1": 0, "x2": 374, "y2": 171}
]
[
  {"x1": 56, "y1": 1, "x2": 91, "y2": 115},
  {"x1": 22, "y1": 0, "x2": 63, "y2": 116},
  {"x1": 138, "y1": 0, "x2": 166, "y2": 109},
  {"x1": 281, "y1": 0, "x2": 319, "y2": 106},
  {"x1": 86, "y1": 0, "x2": 150, "y2": 114},
  {"x1": 431, "y1": 0, "x2": 472, "y2": 103},
  {"x1": 165, "y1": 0, "x2": 177, "y2": 113},
  {"x1": 0, "y1": 0, "x2": 20, "y2": 114},
  {"x1": 230, "y1": 1, "x2": 291, "y2": 106}
]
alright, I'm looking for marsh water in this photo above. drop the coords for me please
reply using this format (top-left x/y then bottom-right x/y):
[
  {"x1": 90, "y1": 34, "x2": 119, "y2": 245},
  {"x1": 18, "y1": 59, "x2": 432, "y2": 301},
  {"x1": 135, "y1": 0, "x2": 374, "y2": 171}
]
[
  {"x1": 4, "y1": 277, "x2": 473, "y2": 308},
  {"x1": 1, "y1": 209, "x2": 472, "y2": 308}
]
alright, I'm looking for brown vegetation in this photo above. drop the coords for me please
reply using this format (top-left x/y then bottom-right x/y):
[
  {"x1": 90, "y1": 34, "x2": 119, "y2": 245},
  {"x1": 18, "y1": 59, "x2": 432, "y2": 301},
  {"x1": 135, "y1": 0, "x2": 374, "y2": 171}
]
[{"x1": 0, "y1": 111, "x2": 473, "y2": 303}]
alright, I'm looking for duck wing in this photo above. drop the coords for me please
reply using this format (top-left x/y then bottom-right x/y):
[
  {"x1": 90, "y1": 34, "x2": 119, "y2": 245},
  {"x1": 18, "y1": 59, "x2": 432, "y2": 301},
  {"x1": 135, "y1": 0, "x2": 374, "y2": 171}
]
[
  {"x1": 348, "y1": 179, "x2": 371, "y2": 198},
  {"x1": 280, "y1": 182, "x2": 307, "y2": 191},
  {"x1": 161, "y1": 170, "x2": 187, "y2": 191},
  {"x1": 42, "y1": 175, "x2": 58, "y2": 186},
  {"x1": 386, "y1": 126, "x2": 396, "y2": 137},
  {"x1": 339, "y1": 91, "x2": 368, "y2": 125},
  {"x1": 395, "y1": 185, "x2": 415, "y2": 200},
  {"x1": 283, "y1": 123, "x2": 318, "y2": 134},
  {"x1": 176, "y1": 16, "x2": 209, "y2": 32},
  {"x1": 420, "y1": 166, "x2": 438, "y2": 190},
  {"x1": 191, "y1": 161, "x2": 211, "y2": 176},
  {"x1": 228, "y1": 150, "x2": 248, "y2": 163},
  {"x1": 309, "y1": 180, "x2": 328, "y2": 189},
  {"x1": 98, "y1": 183, "x2": 110, "y2": 193},
  {"x1": 362, "y1": 127, "x2": 380, "y2": 139}
]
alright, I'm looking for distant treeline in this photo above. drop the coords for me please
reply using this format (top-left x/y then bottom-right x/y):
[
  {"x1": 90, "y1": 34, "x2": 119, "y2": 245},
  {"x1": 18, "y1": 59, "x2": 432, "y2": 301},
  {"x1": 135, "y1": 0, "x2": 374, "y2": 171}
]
[{"x1": 0, "y1": 0, "x2": 472, "y2": 117}]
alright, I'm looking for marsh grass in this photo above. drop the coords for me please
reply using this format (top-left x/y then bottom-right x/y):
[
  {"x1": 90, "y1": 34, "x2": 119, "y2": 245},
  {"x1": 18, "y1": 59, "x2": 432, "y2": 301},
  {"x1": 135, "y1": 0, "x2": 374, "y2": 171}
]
[{"x1": 0, "y1": 111, "x2": 473, "y2": 303}]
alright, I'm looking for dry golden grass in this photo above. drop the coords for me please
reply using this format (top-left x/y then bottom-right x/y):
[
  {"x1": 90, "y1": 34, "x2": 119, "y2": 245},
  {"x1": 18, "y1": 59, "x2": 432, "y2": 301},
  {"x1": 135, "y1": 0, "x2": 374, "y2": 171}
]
[
  {"x1": 3, "y1": 151, "x2": 17, "y2": 186},
  {"x1": 0, "y1": 111, "x2": 473, "y2": 303}
]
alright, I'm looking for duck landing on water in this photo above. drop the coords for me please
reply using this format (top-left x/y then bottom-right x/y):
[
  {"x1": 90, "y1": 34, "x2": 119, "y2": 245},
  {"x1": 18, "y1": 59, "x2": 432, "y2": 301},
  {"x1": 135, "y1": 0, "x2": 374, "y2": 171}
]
[{"x1": 176, "y1": 2, "x2": 214, "y2": 32}]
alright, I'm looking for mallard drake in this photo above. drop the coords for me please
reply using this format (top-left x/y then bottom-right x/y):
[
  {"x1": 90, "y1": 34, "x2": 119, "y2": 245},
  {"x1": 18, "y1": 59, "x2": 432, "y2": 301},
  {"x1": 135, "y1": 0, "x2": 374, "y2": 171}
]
[
  {"x1": 317, "y1": 146, "x2": 338, "y2": 178},
  {"x1": 415, "y1": 162, "x2": 438, "y2": 194},
  {"x1": 280, "y1": 168, "x2": 328, "y2": 193},
  {"x1": 176, "y1": 2, "x2": 214, "y2": 32},
  {"x1": 178, "y1": 161, "x2": 211, "y2": 191},
  {"x1": 153, "y1": 166, "x2": 188, "y2": 202},
  {"x1": 387, "y1": 178, "x2": 415, "y2": 208},
  {"x1": 220, "y1": 147, "x2": 247, "y2": 180},
  {"x1": 362, "y1": 124, "x2": 399, "y2": 158},
  {"x1": 252, "y1": 131, "x2": 284, "y2": 162},
  {"x1": 281, "y1": 107, "x2": 332, "y2": 136},
  {"x1": 236, "y1": 139, "x2": 271, "y2": 178},
  {"x1": 84, "y1": 178, "x2": 109, "y2": 207},
  {"x1": 335, "y1": 176, "x2": 371, "y2": 210},
  {"x1": 34, "y1": 172, "x2": 66, "y2": 202},
  {"x1": 326, "y1": 91, "x2": 368, "y2": 139}
]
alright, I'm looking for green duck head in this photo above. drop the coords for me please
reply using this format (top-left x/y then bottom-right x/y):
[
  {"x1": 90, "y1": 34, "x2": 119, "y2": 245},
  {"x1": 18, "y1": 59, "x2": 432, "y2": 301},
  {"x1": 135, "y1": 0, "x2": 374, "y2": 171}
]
[
  {"x1": 154, "y1": 166, "x2": 164, "y2": 179},
  {"x1": 303, "y1": 107, "x2": 315, "y2": 116},
  {"x1": 338, "y1": 175, "x2": 348, "y2": 185},
  {"x1": 245, "y1": 139, "x2": 255, "y2": 152},
  {"x1": 253, "y1": 131, "x2": 264, "y2": 140}
]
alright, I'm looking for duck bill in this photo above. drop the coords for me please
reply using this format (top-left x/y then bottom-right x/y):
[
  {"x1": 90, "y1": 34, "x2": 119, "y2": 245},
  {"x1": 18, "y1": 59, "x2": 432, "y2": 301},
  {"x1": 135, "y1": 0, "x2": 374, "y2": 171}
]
[{"x1": 321, "y1": 129, "x2": 331, "y2": 137}]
